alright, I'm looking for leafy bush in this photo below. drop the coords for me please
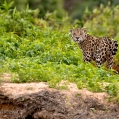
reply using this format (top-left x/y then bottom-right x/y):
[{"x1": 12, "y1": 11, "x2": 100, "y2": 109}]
[{"x1": 1, "y1": 2, "x2": 119, "y2": 101}]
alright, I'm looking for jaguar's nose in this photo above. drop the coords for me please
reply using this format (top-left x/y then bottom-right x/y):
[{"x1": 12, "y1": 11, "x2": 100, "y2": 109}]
[{"x1": 76, "y1": 37, "x2": 79, "y2": 40}]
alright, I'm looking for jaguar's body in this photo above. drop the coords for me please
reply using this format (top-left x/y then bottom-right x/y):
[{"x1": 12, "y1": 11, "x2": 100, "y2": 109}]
[{"x1": 70, "y1": 28, "x2": 118, "y2": 68}]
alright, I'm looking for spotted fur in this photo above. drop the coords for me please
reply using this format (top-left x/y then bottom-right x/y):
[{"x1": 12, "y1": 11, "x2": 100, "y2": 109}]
[{"x1": 70, "y1": 28, "x2": 118, "y2": 68}]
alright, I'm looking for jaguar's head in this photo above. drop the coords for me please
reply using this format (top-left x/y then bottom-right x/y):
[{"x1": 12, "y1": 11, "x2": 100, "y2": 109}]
[{"x1": 70, "y1": 28, "x2": 87, "y2": 43}]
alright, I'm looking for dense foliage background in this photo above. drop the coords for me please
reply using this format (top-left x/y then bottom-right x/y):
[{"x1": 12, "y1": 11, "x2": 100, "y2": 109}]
[
  {"x1": 1, "y1": 0, "x2": 119, "y2": 20},
  {"x1": 0, "y1": 1, "x2": 119, "y2": 101}
]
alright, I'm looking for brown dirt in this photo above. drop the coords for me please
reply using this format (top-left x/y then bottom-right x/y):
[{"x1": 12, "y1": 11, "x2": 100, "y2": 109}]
[{"x1": 0, "y1": 82, "x2": 119, "y2": 119}]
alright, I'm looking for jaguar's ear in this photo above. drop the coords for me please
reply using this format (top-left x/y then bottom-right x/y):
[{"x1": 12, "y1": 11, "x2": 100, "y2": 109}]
[{"x1": 82, "y1": 28, "x2": 87, "y2": 33}]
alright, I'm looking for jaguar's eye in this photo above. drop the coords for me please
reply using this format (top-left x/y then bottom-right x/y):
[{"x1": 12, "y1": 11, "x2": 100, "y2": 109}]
[{"x1": 73, "y1": 33, "x2": 76, "y2": 35}]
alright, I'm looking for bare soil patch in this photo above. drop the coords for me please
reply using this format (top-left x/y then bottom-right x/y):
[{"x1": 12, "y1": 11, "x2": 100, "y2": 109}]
[{"x1": 0, "y1": 82, "x2": 119, "y2": 119}]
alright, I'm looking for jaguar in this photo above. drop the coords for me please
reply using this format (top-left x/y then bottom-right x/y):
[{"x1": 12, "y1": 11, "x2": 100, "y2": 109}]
[{"x1": 70, "y1": 28, "x2": 118, "y2": 68}]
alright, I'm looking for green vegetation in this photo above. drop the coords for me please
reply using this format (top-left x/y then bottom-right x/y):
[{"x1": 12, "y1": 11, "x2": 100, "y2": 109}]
[
  {"x1": 2, "y1": 0, "x2": 119, "y2": 20},
  {"x1": 69, "y1": 0, "x2": 119, "y2": 20},
  {"x1": 0, "y1": 2, "x2": 119, "y2": 101}
]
